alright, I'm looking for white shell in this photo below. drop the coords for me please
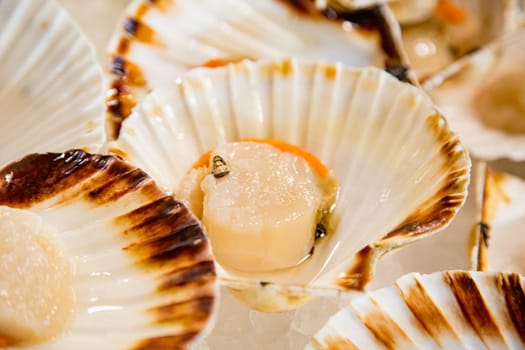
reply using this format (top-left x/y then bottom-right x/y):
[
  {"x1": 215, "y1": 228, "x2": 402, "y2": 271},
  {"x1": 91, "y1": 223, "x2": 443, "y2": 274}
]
[
  {"x1": 110, "y1": 59, "x2": 470, "y2": 311},
  {"x1": 0, "y1": 0, "x2": 105, "y2": 168},
  {"x1": 427, "y1": 28, "x2": 525, "y2": 161},
  {"x1": 0, "y1": 150, "x2": 218, "y2": 349},
  {"x1": 471, "y1": 165, "x2": 525, "y2": 275},
  {"x1": 105, "y1": 0, "x2": 409, "y2": 139},
  {"x1": 308, "y1": 270, "x2": 525, "y2": 349}
]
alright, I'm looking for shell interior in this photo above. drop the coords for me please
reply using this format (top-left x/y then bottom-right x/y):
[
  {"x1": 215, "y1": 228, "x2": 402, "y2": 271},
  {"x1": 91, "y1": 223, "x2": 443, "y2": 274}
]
[
  {"x1": 0, "y1": 0, "x2": 105, "y2": 168},
  {"x1": 428, "y1": 27, "x2": 525, "y2": 160},
  {"x1": 400, "y1": 0, "x2": 516, "y2": 80},
  {"x1": 0, "y1": 150, "x2": 217, "y2": 349},
  {"x1": 308, "y1": 271, "x2": 525, "y2": 349},
  {"x1": 110, "y1": 59, "x2": 470, "y2": 300},
  {"x1": 106, "y1": 0, "x2": 409, "y2": 139}
]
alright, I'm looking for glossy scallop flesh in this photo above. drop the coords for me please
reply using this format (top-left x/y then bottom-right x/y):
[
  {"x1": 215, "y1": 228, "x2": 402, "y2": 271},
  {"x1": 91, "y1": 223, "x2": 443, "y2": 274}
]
[{"x1": 0, "y1": 150, "x2": 217, "y2": 349}]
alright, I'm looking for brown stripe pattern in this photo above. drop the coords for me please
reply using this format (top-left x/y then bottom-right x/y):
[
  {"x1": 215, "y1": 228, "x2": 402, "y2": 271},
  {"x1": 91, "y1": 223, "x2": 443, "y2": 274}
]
[
  {"x1": 106, "y1": 0, "x2": 407, "y2": 139},
  {"x1": 312, "y1": 271, "x2": 525, "y2": 349},
  {"x1": 338, "y1": 114, "x2": 470, "y2": 291},
  {"x1": 0, "y1": 150, "x2": 217, "y2": 350}
]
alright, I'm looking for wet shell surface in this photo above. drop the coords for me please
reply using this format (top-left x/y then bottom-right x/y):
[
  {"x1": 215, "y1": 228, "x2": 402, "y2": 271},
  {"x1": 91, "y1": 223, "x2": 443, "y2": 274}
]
[
  {"x1": 427, "y1": 28, "x2": 525, "y2": 161},
  {"x1": 471, "y1": 165, "x2": 525, "y2": 275},
  {"x1": 0, "y1": 0, "x2": 106, "y2": 168},
  {"x1": 106, "y1": 0, "x2": 409, "y2": 139},
  {"x1": 308, "y1": 270, "x2": 525, "y2": 349},
  {"x1": 110, "y1": 59, "x2": 470, "y2": 311},
  {"x1": 0, "y1": 150, "x2": 217, "y2": 349}
]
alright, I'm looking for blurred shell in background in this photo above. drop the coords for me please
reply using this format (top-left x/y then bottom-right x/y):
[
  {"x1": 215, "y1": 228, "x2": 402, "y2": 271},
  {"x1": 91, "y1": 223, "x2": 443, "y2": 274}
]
[
  {"x1": 395, "y1": 0, "x2": 518, "y2": 80},
  {"x1": 471, "y1": 165, "x2": 525, "y2": 275},
  {"x1": 427, "y1": 28, "x2": 525, "y2": 161},
  {"x1": 0, "y1": 0, "x2": 106, "y2": 168},
  {"x1": 105, "y1": 0, "x2": 410, "y2": 139},
  {"x1": 308, "y1": 270, "x2": 525, "y2": 350}
]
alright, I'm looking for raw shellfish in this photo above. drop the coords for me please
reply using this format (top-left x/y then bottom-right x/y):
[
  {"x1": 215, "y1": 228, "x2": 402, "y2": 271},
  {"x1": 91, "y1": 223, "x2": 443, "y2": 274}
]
[{"x1": 110, "y1": 59, "x2": 470, "y2": 312}]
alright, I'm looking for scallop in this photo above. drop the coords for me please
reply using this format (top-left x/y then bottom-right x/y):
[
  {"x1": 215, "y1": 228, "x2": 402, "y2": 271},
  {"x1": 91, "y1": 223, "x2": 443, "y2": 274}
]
[
  {"x1": 0, "y1": 0, "x2": 105, "y2": 168},
  {"x1": 180, "y1": 140, "x2": 338, "y2": 273},
  {"x1": 308, "y1": 270, "x2": 525, "y2": 349},
  {"x1": 110, "y1": 59, "x2": 470, "y2": 312},
  {"x1": 470, "y1": 164, "x2": 525, "y2": 275},
  {"x1": 0, "y1": 150, "x2": 217, "y2": 349},
  {"x1": 426, "y1": 28, "x2": 525, "y2": 160},
  {"x1": 397, "y1": 0, "x2": 517, "y2": 80},
  {"x1": 105, "y1": 0, "x2": 410, "y2": 139}
]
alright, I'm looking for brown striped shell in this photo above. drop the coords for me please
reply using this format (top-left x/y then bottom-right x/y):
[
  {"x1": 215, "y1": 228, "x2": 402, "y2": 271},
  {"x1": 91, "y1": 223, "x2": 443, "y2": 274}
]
[
  {"x1": 470, "y1": 164, "x2": 525, "y2": 275},
  {"x1": 0, "y1": 150, "x2": 217, "y2": 350},
  {"x1": 106, "y1": 0, "x2": 410, "y2": 139},
  {"x1": 308, "y1": 271, "x2": 525, "y2": 349}
]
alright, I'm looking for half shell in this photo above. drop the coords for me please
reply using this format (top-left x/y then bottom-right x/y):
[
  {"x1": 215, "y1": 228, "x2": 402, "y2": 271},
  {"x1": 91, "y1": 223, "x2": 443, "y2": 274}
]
[
  {"x1": 426, "y1": 27, "x2": 525, "y2": 161},
  {"x1": 0, "y1": 150, "x2": 217, "y2": 349},
  {"x1": 308, "y1": 270, "x2": 525, "y2": 349},
  {"x1": 110, "y1": 59, "x2": 470, "y2": 311},
  {"x1": 0, "y1": 0, "x2": 105, "y2": 167},
  {"x1": 106, "y1": 0, "x2": 409, "y2": 139}
]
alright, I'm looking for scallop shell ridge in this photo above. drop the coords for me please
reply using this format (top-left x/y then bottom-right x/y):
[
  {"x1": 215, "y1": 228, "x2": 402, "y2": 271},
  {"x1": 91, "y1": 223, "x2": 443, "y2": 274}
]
[
  {"x1": 308, "y1": 271, "x2": 525, "y2": 349},
  {"x1": 0, "y1": 0, "x2": 106, "y2": 167},
  {"x1": 0, "y1": 150, "x2": 218, "y2": 349}
]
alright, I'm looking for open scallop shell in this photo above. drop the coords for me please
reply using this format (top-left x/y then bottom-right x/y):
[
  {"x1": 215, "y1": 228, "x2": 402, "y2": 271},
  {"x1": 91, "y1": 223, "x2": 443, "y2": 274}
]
[
  {"x1": 399, "y1": 0, "x2": 517, "y2": 80},
  {"x1": 106, "y1": 0, "x2": 410, "y2": 139},
  {"x1": 110, "y1": 59, "x2": 470, "y2": 311},
  {"x1": 0, "y1": 150, "x2": 217, "y2": 349},
  {"x1": 470, "y1": 164, "x2": 525, "y2": 275},
  {"x1": 0, "y1": 0, "x2": 106, "y2": 168},
  {"x1": 426, "y1": 28, "x2": 525, "y2": 161},
  {"x1": 308, "y1": 270, "x2": 525, "y2": 349}
]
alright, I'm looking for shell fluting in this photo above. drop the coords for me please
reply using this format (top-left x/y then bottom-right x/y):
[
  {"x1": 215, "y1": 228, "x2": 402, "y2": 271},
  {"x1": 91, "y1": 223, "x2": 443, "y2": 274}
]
[
  {"x1": 309, "y1": 271, "x2": 525, "y2": 350},
  {"x1": 0, "y1": 150, "x2": 217, "y2": 349}
]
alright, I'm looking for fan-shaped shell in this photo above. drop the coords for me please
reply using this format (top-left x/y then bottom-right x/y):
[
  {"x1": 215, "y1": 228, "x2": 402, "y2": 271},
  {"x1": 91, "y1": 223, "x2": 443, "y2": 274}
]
[
  {"x1": 0, "y1": 150, "x2": 217, "y2": 349},
  {"x1": 105, "y1": 0, "x2": 409, "y2": 139},
  {"x1": 308, "y1": 271, "x2": 525, "y2": 349},
  {"x1": 0, "y1": 0, "x2": 105, "y2": 167},
  {"x1": 110, "y1": 59, "x2": 470, "y2": 311}
]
